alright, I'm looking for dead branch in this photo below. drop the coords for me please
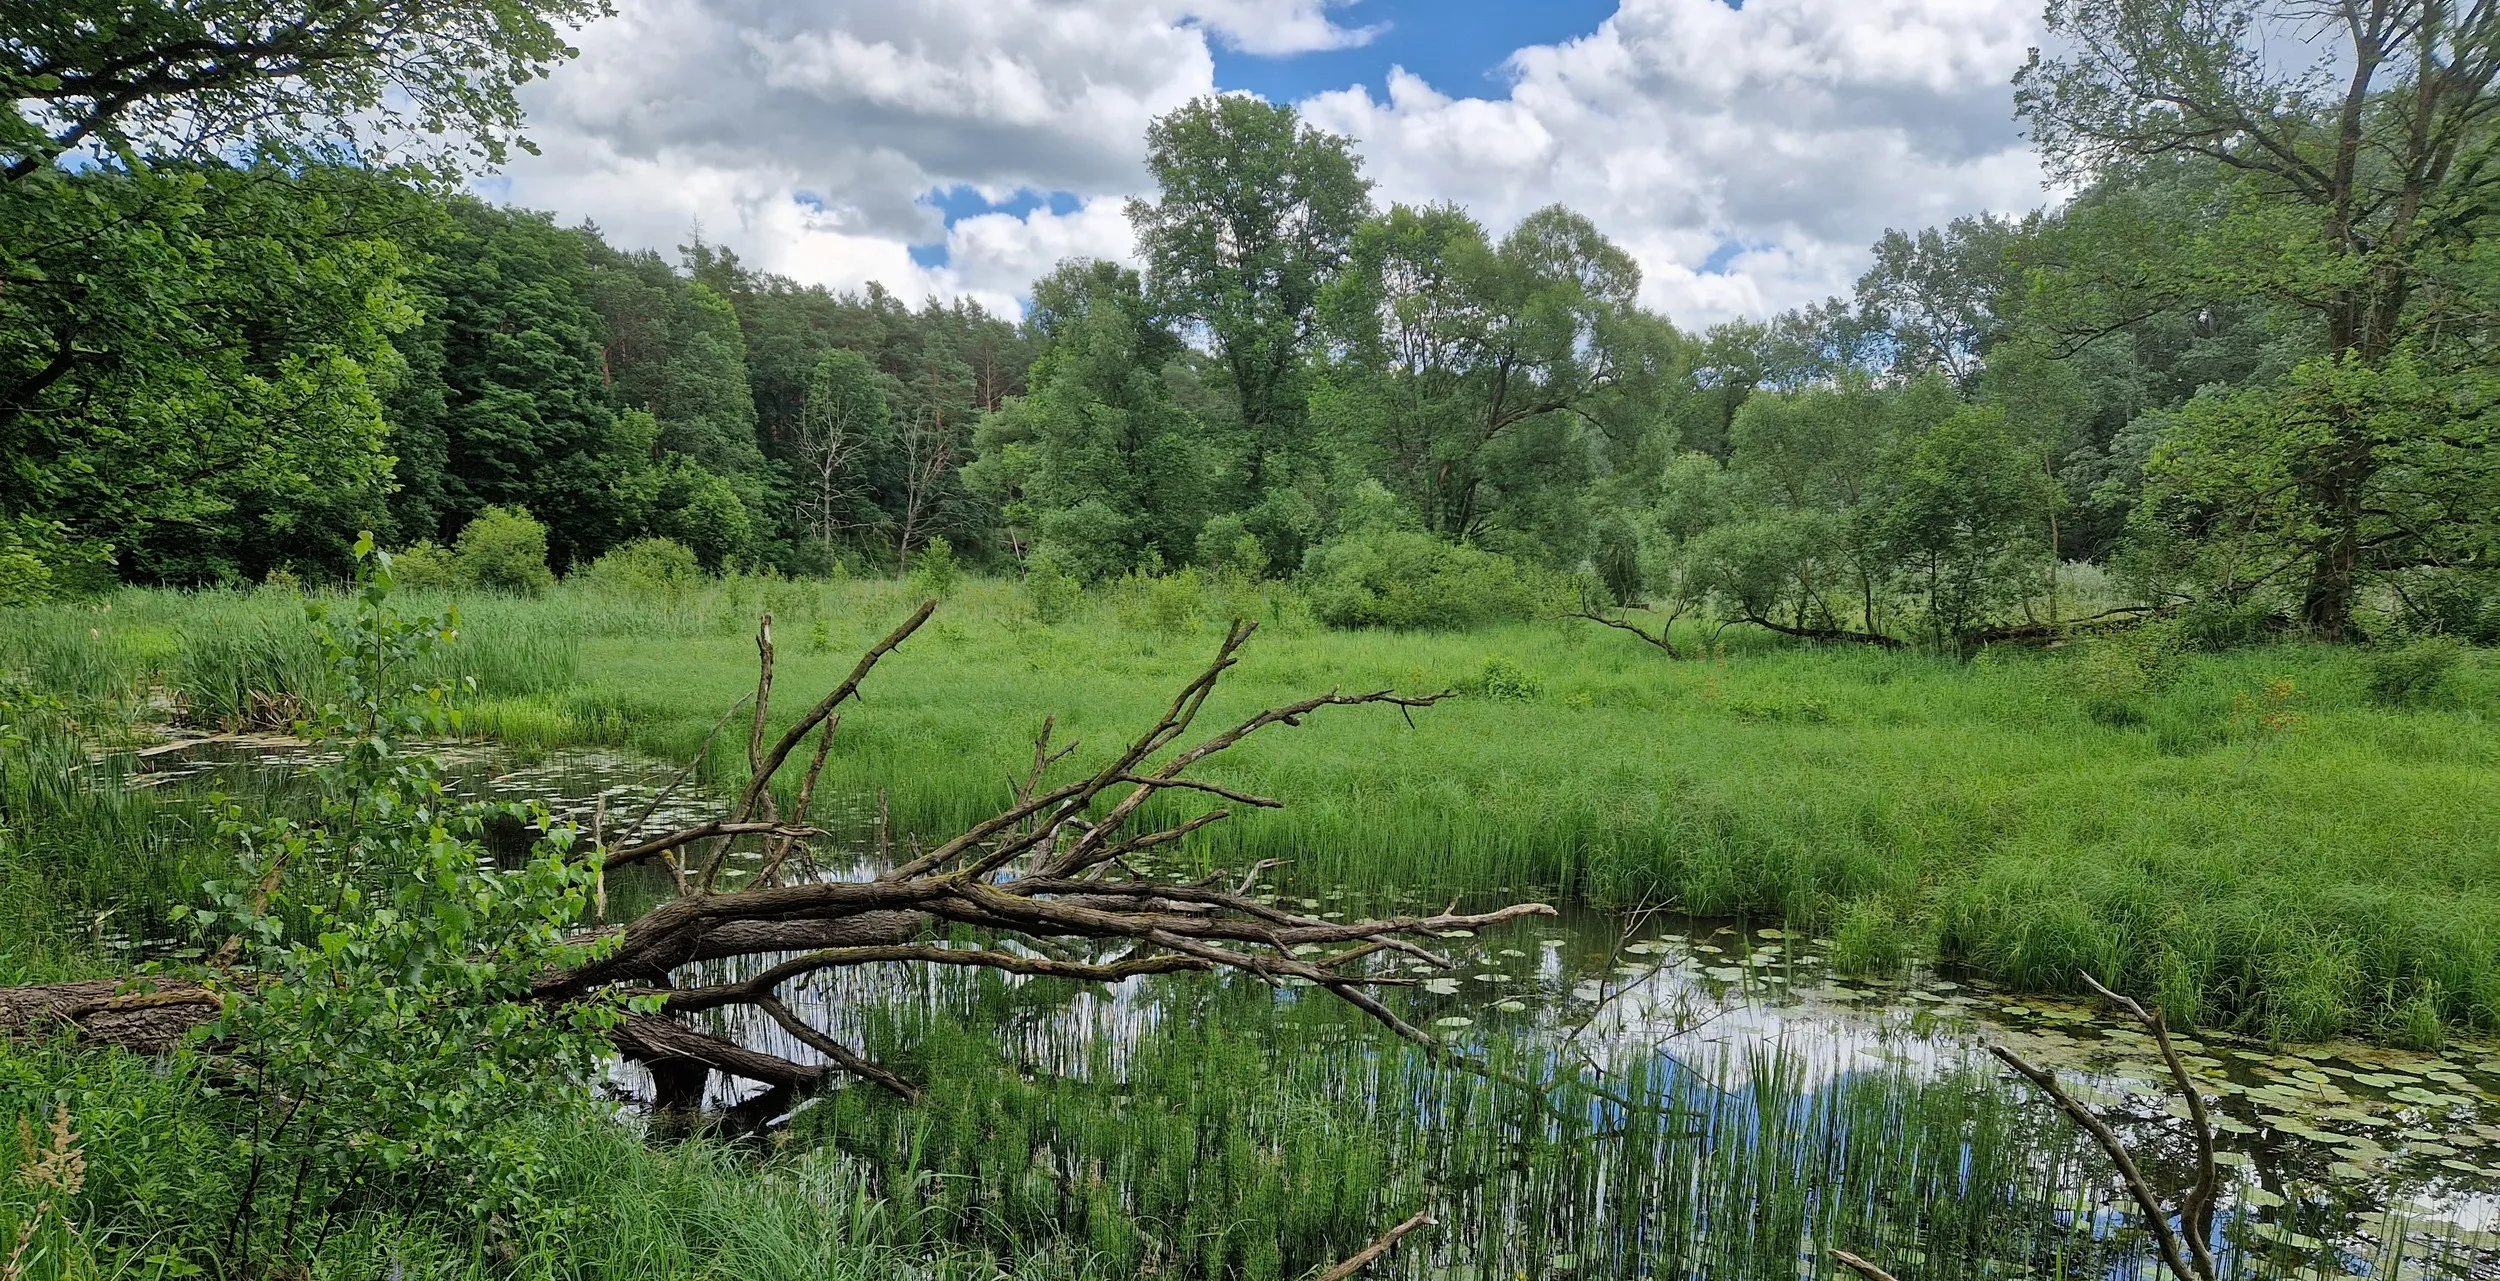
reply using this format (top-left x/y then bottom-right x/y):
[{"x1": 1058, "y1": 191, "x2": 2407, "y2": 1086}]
[
  {"x1": 1311, "y1": 1209, "x2": 1435, "y2": 1281},
  {"x1": 4, "y1": 605, "x2": 1555, "y2": 1119},
  {"x1": 1988, "y1": 977, "x2": 2218, "y2": 1281},
  {"x1": 1564, "y1": 600, "x2": 1687, "y2": 660},
  {"x1": 1829, "y1": 1249, "x2": 1899, "y2": 1281}
]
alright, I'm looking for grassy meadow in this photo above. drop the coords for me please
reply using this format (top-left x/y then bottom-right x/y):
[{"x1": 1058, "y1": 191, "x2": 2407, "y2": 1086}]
[{"x1": 5, "y1": 572, "x2": 2497, "y2": 1046}]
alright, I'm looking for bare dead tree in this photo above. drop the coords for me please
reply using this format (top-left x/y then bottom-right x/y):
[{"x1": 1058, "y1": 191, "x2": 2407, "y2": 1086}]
[
  {"x1": 894, "y1": 367, "x2": 957, "y2": 573},
  {"x1": 2, "y1": 605, "x2": 1556, "y2": 1112},
  {"x1": 791, "y1": 373, "x2": 881, "y2": 557}
]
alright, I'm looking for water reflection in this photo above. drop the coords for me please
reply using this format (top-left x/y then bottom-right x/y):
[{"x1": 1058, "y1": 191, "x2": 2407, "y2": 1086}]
[{"x1": 112, "y1": 736, "x2": 2500, "y2": 1278}]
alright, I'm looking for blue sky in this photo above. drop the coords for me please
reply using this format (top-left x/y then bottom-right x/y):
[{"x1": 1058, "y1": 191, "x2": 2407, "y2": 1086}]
[
  {"x1": 1208, "y1": 0, "x2": 1625, "y2": 103},
  {"x1": 497, "y1": 0, "x2": 2047, "y2": 328}
]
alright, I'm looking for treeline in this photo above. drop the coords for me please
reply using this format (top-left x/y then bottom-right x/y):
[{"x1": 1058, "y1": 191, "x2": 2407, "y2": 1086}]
[{"x1": 6, "y1": 3, "x2": 2494, "y2": 646}]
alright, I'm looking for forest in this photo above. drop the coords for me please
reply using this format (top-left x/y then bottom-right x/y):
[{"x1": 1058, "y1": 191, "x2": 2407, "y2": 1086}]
[{"x1": 2, "y1": 0, "x2": 2498, "y2": 1278}]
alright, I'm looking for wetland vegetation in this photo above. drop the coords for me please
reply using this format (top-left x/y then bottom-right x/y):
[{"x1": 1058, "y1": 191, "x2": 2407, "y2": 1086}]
[{"x1": 5, "y1": 0, "x2": 2498, "y2": 1274}]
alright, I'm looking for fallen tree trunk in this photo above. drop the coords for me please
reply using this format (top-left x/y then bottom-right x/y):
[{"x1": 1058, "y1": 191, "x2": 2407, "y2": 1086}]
[{"x1": 3, "y1": 607, "x2": 1555, "y2": 1106}]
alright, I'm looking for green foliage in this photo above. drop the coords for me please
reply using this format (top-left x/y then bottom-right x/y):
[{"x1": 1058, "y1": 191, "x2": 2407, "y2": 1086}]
[
  {"x1": 173, "y1": 538, "x2": 610, "y2": 1266},
  {"x1": 3, "y1": 0, "x2": 604, "y2": 180},
  {"x1": 970, "y1": 261, "x2": 1209, "y2": 579},
  {"x1": 1301, "y1": 530, "x2": 1554, "y2": 630},
  {"x1": 576, "y1": 536, "x2": 702, "y2": 595},
  {"x1": 1, "y1": 164, "x2": 413, "y2": 583},
  {"x1": 391, "y1": 540, "x2": 463, "y2": 592},
  {"x1": 453, "y1": 505, "x2": 556, "y2": 594},
  {"x1": 1318, "y1": 202, "x2": 1673, "y2": 556},
  {"x1": 1128, "y1": 96, "x2": 1372, "y2": 493},
  {"x1": 1465, "y1": 654, "x2": 1545, "y2": 702},
  {"x1": 907, "y1": 536, "x2": 961, "y2": 599},
  {"x1": 1021, "y1": 563, "x2": 1085, "y2": 626},
  {"x1": 0, "y1": 521, "x2": 60, "y2": 606}
]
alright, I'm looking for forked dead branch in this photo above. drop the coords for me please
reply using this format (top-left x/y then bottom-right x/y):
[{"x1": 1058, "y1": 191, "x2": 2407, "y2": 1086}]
[{"x1": 1, "y1": 603, "x2": 1557, "y2": 1110}]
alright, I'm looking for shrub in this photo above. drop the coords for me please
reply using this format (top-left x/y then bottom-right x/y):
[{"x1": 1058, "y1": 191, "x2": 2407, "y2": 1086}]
[
  {"x1": 452, "y1": 507, "x2": 555, "y2": 595},
  {"x1": 2391, "y1": 567, "x2": 2500, "y2": 644},
  {"x1": 1111, "y1": 568, "x2": 1206, "y2": 637},
  {"x1": 1300, "y1": 530, "x2": 1553, "y2": 630},
  {"x1": 1035, "y1": 501, "x2": 1133, "y2": 584},
  {"x1": 576, "y1": 537, "x2": 702, "y2": 595},
  {"x1": 1196, "y1": 514, "x2": 1270, "y2": 578},
  {"x1": 2363, "y1": 636, "x2": 2467, "y2": 707},
  {"x1": 1023, "y1": 563, "x2": 1084, "y2": 625},
  {"x1": 1464, "y1": 655, "x2": 1545, "y2": 702},
  {"x1": 907, "y1": 536, "x2": 961, "y2": 599},
  {"x1": 390, "y1": 540, "x2": 463, "y2": 591},
  {"x1": 2074, "y1": 621, "x2": 2189, "y2": 726}
]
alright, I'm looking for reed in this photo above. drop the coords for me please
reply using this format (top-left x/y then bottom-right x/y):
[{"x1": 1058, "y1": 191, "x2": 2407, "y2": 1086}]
[{"x1": 7, "y1": 576, "x2": 2496, "y2": 1042}]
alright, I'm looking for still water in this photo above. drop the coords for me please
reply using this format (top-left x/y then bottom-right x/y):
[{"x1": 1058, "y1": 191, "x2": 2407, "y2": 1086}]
[{"x1": 115, "y1": 737, "x2": 2500, "y2": 1280}]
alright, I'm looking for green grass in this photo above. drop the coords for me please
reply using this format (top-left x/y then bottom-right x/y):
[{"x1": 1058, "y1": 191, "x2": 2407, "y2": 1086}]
[{"x1": 6, "y1": 575, "x2": 2497, "y2": 1043}]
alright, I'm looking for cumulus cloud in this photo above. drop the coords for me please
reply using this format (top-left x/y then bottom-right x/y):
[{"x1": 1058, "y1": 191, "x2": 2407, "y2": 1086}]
[
  {"x1": 490, "y1": 0, "x2": 2049, "y2": 327},
  {"x1": 1298, "y1": 0, "x2": 2051, "y2": 327}
]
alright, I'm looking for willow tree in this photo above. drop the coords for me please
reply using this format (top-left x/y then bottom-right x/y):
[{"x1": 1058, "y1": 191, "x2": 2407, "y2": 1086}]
[{"x1": 2016, "y1": 0, "x2": 2500, "y2": 639}]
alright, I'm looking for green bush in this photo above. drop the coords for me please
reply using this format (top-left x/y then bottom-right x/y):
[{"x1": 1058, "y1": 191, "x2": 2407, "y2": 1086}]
[
  {"x1": 2173, "y1": 598, "x2": 2280, "y2": 651},
  {"x1": 1300, "y1": 530, "x2": 1554, "y2": 630},
  {"x1": 907, "y1": 536, "x2": 961, "y2": 599},
  {"x1": 453, "y1": 507, "x2": 556, "y2": 595},
  {"x1": 1196, "y1": 514, "x2": 1270, "y2": 578},
  {"x1": 1111, "y1": 568, "x2": 1206, "y2": 637},
  {"x1": 576, "y1": 536, "x2": 702, "y2": 594},
  {"x1": 2363, "y1": 635, "x2": 2468, "y2": 706},
  {"x1": 1035, "y1": 501, "x2": 1133, "y2": 584},
  {"x1": 0, "y1": 527, "x2": 53, "y2": 606},
  {"x1": 391, "y1": 540, "x2": 463, "y2": 591},
  {"x1": 1023, "y1": 563, "x2": 1085, "y2": 625},
  {"x1": 2392, "y1": 567, "x2": 2500, "y2": 644},
  {"x1": 1465, "y1": 654, "x2": 1545, "y2": 702}
]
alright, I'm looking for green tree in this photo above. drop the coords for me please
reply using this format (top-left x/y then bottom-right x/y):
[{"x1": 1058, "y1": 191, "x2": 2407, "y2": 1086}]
[
  {"x1": 0, "y1": 163, "x2": 415, "y2": 583},
  {"x1": 2016, "y1": 0, "x2": 2500, "y2": 639},
  {"x1": 1318, "y1": 203, "x2": 1668, "y2": 560},
  {"x1": 967, "y1": 260, "x2": 1210, "y2": 578},
  {"x1": 2, "y1": 0, "x2": 606, "y2": 182},
  {"x1": 1855, "y1": 213, "x2": 2023, "y2": 390},
  {"x1": 387, "y1": 200, "x2": 651, "y2": 564},
  {"x1": 1129, "y1": 96, "x2": 1372, "y2": 495}
]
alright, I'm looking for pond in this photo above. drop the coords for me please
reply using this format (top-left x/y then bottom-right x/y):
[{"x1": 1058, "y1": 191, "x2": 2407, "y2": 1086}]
[{"x1": 109, "y1": 736, "x2": 2500, "y2": 1280}]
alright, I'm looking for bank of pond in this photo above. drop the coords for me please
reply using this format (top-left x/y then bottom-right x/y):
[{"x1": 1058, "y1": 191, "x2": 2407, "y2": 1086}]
[{"x1": 10, "y1": 738, "x2": 2500, "y2": 1280}]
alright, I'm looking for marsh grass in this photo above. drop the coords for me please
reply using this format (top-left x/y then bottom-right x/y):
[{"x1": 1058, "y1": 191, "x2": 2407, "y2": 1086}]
[
  {"x1": 799, "y1": 968, "x2": 2463, "y2": 1281},
  {"x1": 7, "y1": 577, "x2": 2497, "y2": 1042}
]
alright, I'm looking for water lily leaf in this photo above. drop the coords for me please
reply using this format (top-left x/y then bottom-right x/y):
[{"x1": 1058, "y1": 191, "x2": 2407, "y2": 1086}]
[
  {"x1": 1433, "y1": 1016, "x2": 1474, "y2": 1029},
  {"x1": 1495, "y1": 1000, "x2": 1529, "y2": 1013}
]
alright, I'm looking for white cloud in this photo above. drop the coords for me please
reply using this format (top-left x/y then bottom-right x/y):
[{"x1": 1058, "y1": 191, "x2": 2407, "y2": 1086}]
[
  {"x1": 1298, "y1": 0, "x2": 2050, "y2": 327},
  {"x1": 490, "y1": 0, "x2": 2049, "y2": 328}
]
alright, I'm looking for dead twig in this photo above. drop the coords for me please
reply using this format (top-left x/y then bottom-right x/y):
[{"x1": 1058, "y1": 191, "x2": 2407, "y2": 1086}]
[{"x1": 1310, "y1": 1209, "x2": 1434, "y2": 1281}]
